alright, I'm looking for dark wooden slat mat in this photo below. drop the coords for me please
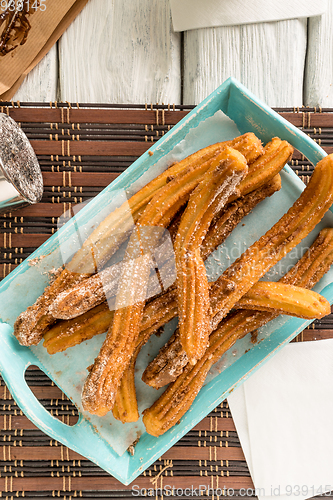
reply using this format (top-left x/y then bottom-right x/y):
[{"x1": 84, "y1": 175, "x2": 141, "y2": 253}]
[{"x1": 1, "y1": 103, "x2": 333, "y2": 499}]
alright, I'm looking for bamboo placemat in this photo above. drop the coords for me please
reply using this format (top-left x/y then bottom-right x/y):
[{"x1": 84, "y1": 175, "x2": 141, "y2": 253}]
[{"x1": 0, "y1": 103, "x2": 333, "y2": 499}]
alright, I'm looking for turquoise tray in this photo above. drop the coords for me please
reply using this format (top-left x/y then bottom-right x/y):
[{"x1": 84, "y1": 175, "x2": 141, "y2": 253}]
[{"x1": 1, "y1": 77, "x2": 333, "y2": 485}]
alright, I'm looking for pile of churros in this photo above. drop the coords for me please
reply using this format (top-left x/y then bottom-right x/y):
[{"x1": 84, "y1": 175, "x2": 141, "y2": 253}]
[{"x1": 13, "y1": 132, "x2": 333, "y2": 438}]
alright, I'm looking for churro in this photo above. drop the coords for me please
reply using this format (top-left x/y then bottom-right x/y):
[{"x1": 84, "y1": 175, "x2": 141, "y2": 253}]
[
  {"x1": 43, "y1": 303, "x2": 114, "y2": 355},
  {"x1": 142, "y1": 227, "x2": 333, "y2": 436},
  {"x1": 201, "y1": 174, "x2": 281, "y2": 260},
  {"x1": 112, "y1": 343, "x2": 141, "y2": 423},
  {"x1": 174, "y1": 148, "x2": 248, "y2": 363},
  {"x1": 14, "y1": 269, "x2": 89, "y2": 347},
  {"x1": 236, "y1": 282, "x2": 330, "y2": 318}
]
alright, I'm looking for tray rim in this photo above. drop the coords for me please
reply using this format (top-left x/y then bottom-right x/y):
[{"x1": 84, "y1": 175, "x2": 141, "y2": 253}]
[{"x1": 0, "y1": 77, "x2": 331, "y2": 485}]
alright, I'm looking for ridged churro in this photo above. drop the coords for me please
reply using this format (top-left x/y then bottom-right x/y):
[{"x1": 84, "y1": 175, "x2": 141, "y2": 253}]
[
  {"x1": 236, "y1": 282, "x2": 330, "y2": 318},
  {"x1": 174, "y1": 148, "x2": 248, "y2": 363},
  {"x1": 233, "y1": 137, "x2": 292, "y2": 199},
  {"x1": 43, "y1": 303, "x2": 114, "y2": 355},
  {"x1": 142, "y1": 227, "x2": 333, "y2": 436},
  {"x1": 201, "y1": 175, "x2": 281, "y2": 260},
  {"x1": 112, "y1": 343, "x2": 141, "y2": 423},
  {"x1": 14, "y1": 269, "x2": 89, "y2": 347}
]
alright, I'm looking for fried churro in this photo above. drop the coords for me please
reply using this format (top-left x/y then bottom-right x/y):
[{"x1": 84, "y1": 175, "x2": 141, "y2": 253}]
[
  {"x1": 234, "y1": 137, "x2": 292, "y2": 199},
  {"x1": 174, "y1": 148, "x2": 248, "y2": 363},
  {"x1": 142, "y1": 227, "x2": 333, "y2": 436},
  {"x1": 43, "y1": 303, "x2": 114, "y2": 355},
  {"x1": 201, "y1": 175, "x2": 281, "y2": 260},
  {"x1": 112, "y1": 343, "x2": 141, "y2": 423},
  {"x1": 236, "y1": 282, "x2": 330, "y2": 318},
  {"x1": 14, "y1": 269, "x2": 90, "y2": 347}
]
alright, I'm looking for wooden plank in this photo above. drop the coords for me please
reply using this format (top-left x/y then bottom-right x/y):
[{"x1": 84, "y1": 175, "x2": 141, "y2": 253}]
[
  {"x1": 4, "y1": 107, "x2": 190, "y2": 126},
  {"x1": 9, "y1": 203, "x2": 75, "y2": 218},
  {"x1": 0, "y1": 234, "x2": 50, "y2": 248},
  {"x1": 305, "y1": 2, "x2": 333, "y2": 107},
  {"x1": 0, "y1": 264, "x2": 18, "y2": 278},
  {"x1": 11, "y1": 45, "x2": 58, "y2": 103},
  {"x1": 4, "y1": 446, "x2": 83, "y2": 461},
  {"x1": 69, "y1": 109, "x2": 158, "y2": 124},
  {"x1": 29, "y1": 140, "x2": 151, "y2": 156},
  {"x1": 3, "y1": 444, "x2": 245, "y2": 464},
  {"x1": 0, "y1": 414, "x2": 236, "y2": 431},
  {"x1": 162, "y1": 446, "x2": 245, "y2": 461},
  {"x1": 42, "y1": 172, "x2": 119, "y2": 187},
  {"x1": 184, "y1": 19, "x2": 307, "y2": 107},
  {"x1": 193, "y1": 416, "x2": 236, "y2": 432},
  {"x1": 302, "y1": 329, "x2": 333, "y2": 341},
  {"x1": 0, "y1": 474, "x2": 254, "y2": 492},
  {"x1": 70, "y1": 475, "x2": 254, "y2": 491},
  {"x1": 6, "y1": 108, "x2": 62, "y2": 123},
  {"x1": 58, "y1": 0, "x2": 181, "y2": 104},
  {"x1": 183, "y1": 24, "x2": 241, "y2": 105},
  {"x1": 0, "y1": 415, "x2": 78, "y2": 430}
]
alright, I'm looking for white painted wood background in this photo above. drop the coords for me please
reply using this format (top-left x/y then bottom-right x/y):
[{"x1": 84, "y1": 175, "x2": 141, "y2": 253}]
[{"x1": 11, "y1": 0, "x2": 333, "y2": 107}]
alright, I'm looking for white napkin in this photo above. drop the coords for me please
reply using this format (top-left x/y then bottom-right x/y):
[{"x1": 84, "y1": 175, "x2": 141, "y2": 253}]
[
  {"x1": 170, "y1": 0, "x2": 327, "y2": 32},
  {"x1": 228, "y1": 339, "x2": 333, "y2": 500}
]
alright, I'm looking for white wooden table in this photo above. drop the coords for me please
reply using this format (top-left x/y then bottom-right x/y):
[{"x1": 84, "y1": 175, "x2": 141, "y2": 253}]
[{"x1": 11, "y1": 0, "x2": 333, "y2": 107}]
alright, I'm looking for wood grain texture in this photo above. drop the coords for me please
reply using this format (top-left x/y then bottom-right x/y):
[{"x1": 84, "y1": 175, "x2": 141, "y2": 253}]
[
  {"x1": 12, "y1": 45, "x2": 58, "y2": 103},
  {"x1": 183, "y1": 19, "x2": 307, "y2": 107},
  {"x1": 58, "y1": 0, "x2": 181, "y2": 104},
  {"x1": 304, "y1": 0, "x2": 333, "y2": 107}
]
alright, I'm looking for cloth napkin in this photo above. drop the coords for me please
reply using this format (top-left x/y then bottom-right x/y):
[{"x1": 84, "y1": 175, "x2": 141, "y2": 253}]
[
  {"x1": 170, "y1": 0, "x2": 327, "y2": 32},
  {"x1": 228, "y1": 339, "x2": 333, "y2": 500}
]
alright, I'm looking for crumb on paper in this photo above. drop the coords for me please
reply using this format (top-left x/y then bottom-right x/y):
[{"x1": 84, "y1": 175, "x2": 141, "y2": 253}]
[
  {"x1": 47, "y1": 266, "x2": 63, "y2": 284},
  {"x1": 127, "y1": 435, "x2": 141, "y2": 456},
  {"x1": 28, "y1": 255, "x2": 46, "y2": 266},
  {"x1": 154, "y1": 326, "x2": 164, "y2": 338},
  {"x1": 251, "y1": 330, "x2": 259, "y2": 344},
  {"x1": 148, "y1": 151, "x2": 154, "y2": 156}
]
